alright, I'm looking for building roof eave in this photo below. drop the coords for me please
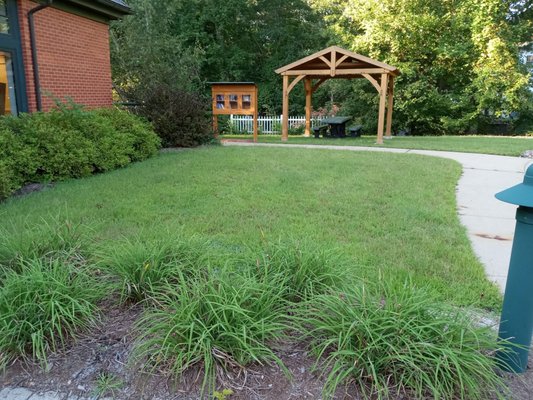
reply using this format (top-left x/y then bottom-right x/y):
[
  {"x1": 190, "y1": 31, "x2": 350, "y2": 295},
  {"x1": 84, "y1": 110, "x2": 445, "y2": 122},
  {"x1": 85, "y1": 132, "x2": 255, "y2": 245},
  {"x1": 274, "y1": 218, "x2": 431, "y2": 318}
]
[{"x1": 58, "y1": 0, "x2": 131, "y2": 20}]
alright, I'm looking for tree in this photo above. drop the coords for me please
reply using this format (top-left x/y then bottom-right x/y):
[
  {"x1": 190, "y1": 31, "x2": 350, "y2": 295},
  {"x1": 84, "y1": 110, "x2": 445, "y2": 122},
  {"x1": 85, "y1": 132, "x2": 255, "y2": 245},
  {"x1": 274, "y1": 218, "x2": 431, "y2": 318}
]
[
  {"x1": 309, "y1": 0, "x2": 532, "y2": 134},
  {"x1": 111, "y1": 0, "x2": 328, "y2": 115},
  {"x1": 110, "y1": 0, "x2": 212, "y2": 146}
]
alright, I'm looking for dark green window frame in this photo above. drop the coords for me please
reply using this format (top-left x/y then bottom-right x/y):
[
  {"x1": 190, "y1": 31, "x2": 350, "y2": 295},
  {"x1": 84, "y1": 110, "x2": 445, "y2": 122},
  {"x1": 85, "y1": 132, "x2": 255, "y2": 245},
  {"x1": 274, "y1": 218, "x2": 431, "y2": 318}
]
[{"x1": 0, "y1": 0, "x2": 28, "y2": 113}]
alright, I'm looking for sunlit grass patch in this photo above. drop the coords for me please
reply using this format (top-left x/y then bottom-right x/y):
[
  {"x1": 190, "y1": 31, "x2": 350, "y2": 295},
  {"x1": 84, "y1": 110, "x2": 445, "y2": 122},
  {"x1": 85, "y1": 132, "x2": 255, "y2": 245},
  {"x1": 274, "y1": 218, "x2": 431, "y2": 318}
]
[
  {"x1": 222, "y1": 134, "x2": 533, "y2": 156},
  {"x1": 0, "y1": 147, "x2": 501, "y2": 308}
]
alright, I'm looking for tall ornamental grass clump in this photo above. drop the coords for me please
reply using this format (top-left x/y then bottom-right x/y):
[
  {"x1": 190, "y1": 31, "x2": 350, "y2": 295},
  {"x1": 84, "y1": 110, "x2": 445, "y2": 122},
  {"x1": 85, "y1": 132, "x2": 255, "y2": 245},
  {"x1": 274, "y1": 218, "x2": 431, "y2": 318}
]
[
  {"x1": 131, "y1": 238, "x2": 353, "y2": 393},
  {"x1": 295, "y1": 279, "x2": 509, "y2": 399},
  {"x1": 95, "y1": 234, "x2": 212, "y2": 304},
  {"x1": 0, "y1": 103, "x2": 160, "y2": 199},
  {"x1": 253, "y1": 238, "x2": 351, "y2": 302},
  {"x1": 0, "y1": 218, "x2": 87, "y2": 270},
  {"x1": 0, "y1": 257, "x2": 104, "y2": 368},
  {"x1": 129, "y1": 238, "x2": 509, "y2": 399},
  {"x1": 134, "y1": 269, "x2": 289, "y2": 394}
]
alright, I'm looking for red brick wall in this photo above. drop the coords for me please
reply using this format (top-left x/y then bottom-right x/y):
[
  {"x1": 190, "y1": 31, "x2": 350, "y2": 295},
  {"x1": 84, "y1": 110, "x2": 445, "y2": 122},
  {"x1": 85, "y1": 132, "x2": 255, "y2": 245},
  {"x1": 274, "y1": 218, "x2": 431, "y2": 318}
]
[{"x1": 17, "y1": 0, "x2": 113, "y2": 112}]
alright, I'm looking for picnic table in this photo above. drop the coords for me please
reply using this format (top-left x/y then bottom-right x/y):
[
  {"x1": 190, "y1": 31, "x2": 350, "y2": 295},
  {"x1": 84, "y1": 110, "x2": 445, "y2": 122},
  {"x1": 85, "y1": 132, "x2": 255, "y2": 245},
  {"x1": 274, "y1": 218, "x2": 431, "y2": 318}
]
[{"x1": 321, "y1": 116, "x2": 352, "y2": 138}]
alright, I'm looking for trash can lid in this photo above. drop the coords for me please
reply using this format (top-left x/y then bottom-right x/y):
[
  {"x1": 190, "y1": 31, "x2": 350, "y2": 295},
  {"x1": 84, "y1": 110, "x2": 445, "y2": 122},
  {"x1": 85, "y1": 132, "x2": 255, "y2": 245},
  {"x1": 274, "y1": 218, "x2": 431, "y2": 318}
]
[{"x1": 496, "y1": 164, "x2": 533, "y2": 207}]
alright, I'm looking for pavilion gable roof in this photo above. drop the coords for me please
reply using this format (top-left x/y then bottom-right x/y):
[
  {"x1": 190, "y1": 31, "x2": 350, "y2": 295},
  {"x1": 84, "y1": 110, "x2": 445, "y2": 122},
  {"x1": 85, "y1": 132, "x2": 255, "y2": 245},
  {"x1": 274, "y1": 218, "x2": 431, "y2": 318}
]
[{"x1": 275, "y1": 45, "x2": 399, "y2": 76}]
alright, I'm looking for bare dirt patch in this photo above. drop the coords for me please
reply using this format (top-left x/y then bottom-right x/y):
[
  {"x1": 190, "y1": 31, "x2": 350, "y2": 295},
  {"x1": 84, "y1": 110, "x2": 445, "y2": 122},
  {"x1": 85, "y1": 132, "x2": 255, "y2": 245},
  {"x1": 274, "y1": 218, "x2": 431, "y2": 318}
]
[
  {"x1": 12, "y1": 183, "x2": 54, "y2": 198},
  {"x1": 500, "y1": 354, "x2": 533, "y2": 400}
]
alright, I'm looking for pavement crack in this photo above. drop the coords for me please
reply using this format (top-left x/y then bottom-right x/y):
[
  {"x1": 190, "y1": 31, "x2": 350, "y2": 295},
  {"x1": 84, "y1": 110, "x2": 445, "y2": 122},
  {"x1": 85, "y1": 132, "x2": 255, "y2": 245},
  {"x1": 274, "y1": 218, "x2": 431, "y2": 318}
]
[{"x1": 474, "y1": 233, "x2": 513, "y2": 241}]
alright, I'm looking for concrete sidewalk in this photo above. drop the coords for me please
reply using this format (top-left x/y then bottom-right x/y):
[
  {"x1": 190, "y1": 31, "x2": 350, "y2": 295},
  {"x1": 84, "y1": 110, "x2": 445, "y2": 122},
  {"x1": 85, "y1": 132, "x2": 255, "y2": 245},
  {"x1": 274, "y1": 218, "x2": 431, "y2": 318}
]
[{"x1": 223, "y1": 141, "x2": 532, "y2": 291}]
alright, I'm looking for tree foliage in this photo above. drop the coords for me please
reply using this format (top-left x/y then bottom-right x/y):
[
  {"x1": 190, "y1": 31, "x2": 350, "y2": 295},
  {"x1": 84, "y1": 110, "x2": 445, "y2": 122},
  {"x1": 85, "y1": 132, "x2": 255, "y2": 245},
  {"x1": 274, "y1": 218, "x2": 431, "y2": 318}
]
[
  {"x1": 309, "y1": 0, "x2": 532, "y2": 134},
  {"x1": 111, "y1": 0, "x2": 533, "y2": 135},
  {"x1": 111, "y1": 0, "x2": 327, "y2": 115}
]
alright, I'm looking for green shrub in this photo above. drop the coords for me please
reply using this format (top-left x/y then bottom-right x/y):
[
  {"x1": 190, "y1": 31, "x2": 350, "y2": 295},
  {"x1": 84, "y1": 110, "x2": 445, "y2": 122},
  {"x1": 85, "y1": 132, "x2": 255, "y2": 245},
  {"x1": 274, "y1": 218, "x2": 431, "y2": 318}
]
[
  {"x1": 42, "y1": 105, "x2": 135, "y2": 173},
  {"x1": 0, "y1": 104, "x2": 160, "y2": 200},
  {"x1": 94, "y1": 107, "x2": 160, "y2": 162},
  {"x1": 288, "y1": 123, "x2": 305, "y2": 135},
  {"x1": 295, "y1": 279, "x2": 509, "y2": 399},
  {"x1": 0, "y1": 126, "x2": 37, "y2": 197},
  {"x1": 0, "y1": 257, "x2": 104, "y2": 368},
  {"x1": 12, "y1": 112, "x2": 96, "y2": 180},
  {"x1": 131, "y1": 84, "x2": 214, "y2": 147},
  {"x1": 0, "y1": 161, "x2": 15, "y2": 199}
]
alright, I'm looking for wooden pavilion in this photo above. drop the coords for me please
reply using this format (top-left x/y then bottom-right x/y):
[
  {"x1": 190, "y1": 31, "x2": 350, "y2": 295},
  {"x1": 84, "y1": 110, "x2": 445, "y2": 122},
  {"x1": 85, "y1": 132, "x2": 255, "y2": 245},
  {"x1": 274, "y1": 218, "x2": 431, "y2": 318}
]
[{"x1": 275, "y1": 46, "x2": 400, "y2": 144}]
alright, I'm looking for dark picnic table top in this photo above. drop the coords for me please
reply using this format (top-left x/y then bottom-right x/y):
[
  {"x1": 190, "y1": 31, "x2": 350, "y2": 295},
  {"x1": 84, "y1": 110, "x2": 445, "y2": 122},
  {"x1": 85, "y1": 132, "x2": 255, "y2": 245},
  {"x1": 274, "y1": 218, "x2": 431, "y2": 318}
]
[{"x1": 322, "y1": 116, "x2": 352, "y2": 125}]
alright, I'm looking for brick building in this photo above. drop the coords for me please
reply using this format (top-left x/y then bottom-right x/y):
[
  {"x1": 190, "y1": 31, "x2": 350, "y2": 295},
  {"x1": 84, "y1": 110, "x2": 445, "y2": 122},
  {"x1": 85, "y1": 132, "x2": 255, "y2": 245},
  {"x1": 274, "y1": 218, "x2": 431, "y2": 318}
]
[{"x1": 0, "y1": 0, "x2": 130, "y2": 115}]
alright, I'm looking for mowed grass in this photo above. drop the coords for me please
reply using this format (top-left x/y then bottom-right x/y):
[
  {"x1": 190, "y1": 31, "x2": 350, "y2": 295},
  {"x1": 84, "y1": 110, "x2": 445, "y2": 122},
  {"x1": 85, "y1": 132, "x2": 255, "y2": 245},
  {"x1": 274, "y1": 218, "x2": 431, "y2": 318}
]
[
  {"x1": 222, "y1": 134, "x2": 533, "y2": 156},
  {"x1": 0, "y1": 146, "x2": 500, "y2": 309}
]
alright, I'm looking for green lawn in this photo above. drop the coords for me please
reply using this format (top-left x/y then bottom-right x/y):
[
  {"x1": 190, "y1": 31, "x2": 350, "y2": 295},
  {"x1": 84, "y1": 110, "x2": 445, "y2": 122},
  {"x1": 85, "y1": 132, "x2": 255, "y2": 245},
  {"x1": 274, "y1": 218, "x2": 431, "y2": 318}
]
[
  {"x1": 222, "y1": 134, "x2": 533, "y2": 156},
  {"x1": 0, "y1": 146, "x2": 500, "y2": 309}
]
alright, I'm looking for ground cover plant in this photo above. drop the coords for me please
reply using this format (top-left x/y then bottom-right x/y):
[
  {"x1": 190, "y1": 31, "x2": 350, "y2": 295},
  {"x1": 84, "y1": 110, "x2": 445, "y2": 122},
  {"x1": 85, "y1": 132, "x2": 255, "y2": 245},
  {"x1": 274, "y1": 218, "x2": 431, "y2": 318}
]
[
  {"x1": 95, "y1": 234, "x2": 211, "y2": 303},
  {"x1": 135, "y1": 267, "x2": 290, "y2": 394},
  {"x1": 296, "y1": 280, "x2": 509, "y2": 399},
  {"x1": 0, "y1": 256, "x2": 104, "y2": 368},
  {"x1": 253, "y1": 238, "x2": 351, "y2": 302},
  {"x1": 222, "y1": 134, "x2": 533, "y2": 156},
  {"x1": 0, "y1": 147, "x2": 508, "y2": 398}
]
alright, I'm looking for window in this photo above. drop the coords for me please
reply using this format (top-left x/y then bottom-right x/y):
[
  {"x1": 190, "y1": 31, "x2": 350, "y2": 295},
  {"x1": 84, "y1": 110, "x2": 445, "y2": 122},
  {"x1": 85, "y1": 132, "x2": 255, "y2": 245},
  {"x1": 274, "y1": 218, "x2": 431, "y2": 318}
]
[
  {"x1": 0, "y1": 51, "x2": 17, "y2": 114},
  {"x1": 229, "y1": 94, "x2": 238, "y2": 109},
  {"x1": 0, "y1": 0, "x2": 25, "y2": 113},
  {"x1": 242, "y1": 94, "x2": 251, "y2": 110},
  {"x1": 0, "y1": 1, "x2": 8, "y2": 34},
  {"x1": 216, "y1": 94, "x2": 225, "y2": 109},
  {"x1": 526, "y1": 55, "x2": 533, "y2": 64}
]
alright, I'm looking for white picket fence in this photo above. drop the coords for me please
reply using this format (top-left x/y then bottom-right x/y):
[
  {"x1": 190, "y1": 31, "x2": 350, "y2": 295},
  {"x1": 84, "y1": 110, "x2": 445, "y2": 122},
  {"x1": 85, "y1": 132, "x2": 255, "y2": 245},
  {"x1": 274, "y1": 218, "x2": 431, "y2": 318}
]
[{"x1": 229, "y1": 115, "x2": 326, "y2": 134}]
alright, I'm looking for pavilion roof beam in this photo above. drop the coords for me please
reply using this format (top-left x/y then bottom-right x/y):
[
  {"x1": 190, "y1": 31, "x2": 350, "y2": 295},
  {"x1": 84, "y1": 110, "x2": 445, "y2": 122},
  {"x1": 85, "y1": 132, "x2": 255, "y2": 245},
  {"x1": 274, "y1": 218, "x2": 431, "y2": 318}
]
[
  {"x1": 362, "y1": 73, "x2": 382, "y2": 93},
  {"x1": 281, "y1": 68, "x2": 389, "y2": 76},
  {"x1": 319, "y1": 55, "x2": 331, "y2": 67},
  {"x1": 312, "y1": 78, "x2": 328, "y2": 93},
  {"x1": 287, "y1": 74, "x2": 306, "y2": 94},
  {"x1": 335, "y1": 54, "x2": 349, "y2": 67},
  {"x1": 275, "y1": 45, "x2": 400, "y2": 75}
]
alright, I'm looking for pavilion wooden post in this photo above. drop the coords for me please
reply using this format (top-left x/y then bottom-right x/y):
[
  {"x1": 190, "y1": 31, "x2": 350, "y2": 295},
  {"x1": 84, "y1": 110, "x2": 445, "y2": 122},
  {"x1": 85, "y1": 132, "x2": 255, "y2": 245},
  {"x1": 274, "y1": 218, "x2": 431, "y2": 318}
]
[
  {"x1": 385, "y1": 76, "x2": 394, "y2": 139},
  {"x1": 213, "y1": 115, "x2": 219, "y2": 137},
  {"x1": 253, "y1": 85, "x2": 259, "y2": 142},
  {"x1": 304, "y1": 77, "x2": 312, "y2": 137},
  {"x1": 253, "y1": 112, "x2": 258, "y2": 142},
  {"x1": 376, "y1": 73, "x2": 389, "y2": 145},
  {"x1": 282, "y1": 75, "x2": 289, "y2": 141}
]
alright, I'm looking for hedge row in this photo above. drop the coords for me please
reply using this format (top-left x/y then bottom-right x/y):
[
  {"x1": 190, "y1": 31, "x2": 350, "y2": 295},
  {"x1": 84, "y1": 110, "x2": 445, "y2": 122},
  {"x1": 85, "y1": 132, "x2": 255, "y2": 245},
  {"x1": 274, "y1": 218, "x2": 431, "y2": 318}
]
[{"x1": 0, "y1": 105, "x2": 160, "y2": 199}]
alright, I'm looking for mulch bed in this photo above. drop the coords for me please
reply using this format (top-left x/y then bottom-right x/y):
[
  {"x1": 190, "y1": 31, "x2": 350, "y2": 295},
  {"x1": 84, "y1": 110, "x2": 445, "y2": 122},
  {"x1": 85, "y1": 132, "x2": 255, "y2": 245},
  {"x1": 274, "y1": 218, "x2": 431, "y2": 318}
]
[{"x1": 1, "y1": 300, "x2": 532, "y2": 399}]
